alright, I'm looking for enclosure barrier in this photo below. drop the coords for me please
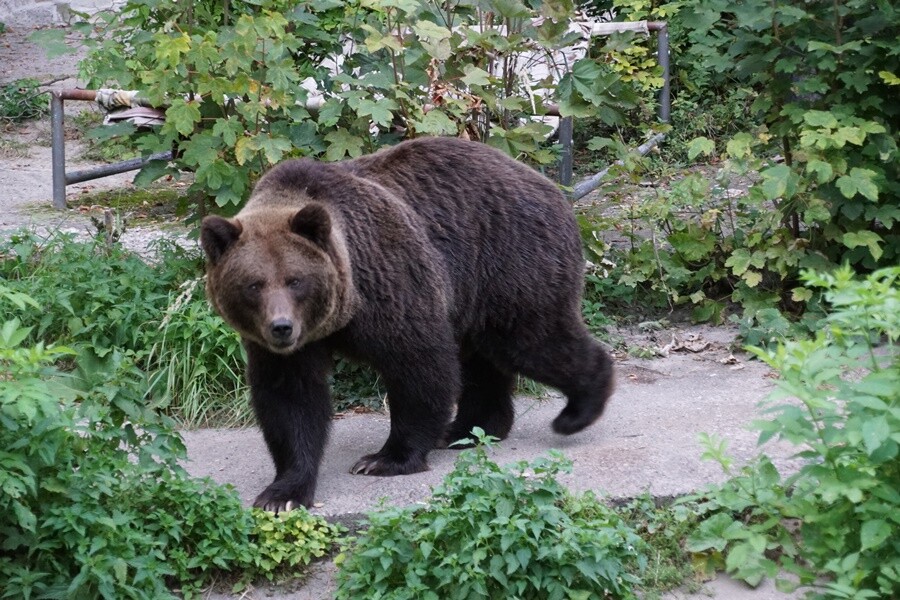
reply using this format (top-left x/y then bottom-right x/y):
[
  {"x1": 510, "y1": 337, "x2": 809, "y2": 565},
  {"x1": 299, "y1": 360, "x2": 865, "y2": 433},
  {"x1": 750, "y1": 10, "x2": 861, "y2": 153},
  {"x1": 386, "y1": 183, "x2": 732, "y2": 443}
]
[
  {"x1": 50, "y1": 89, "x2": 172, "y2": 210},
  {"x1": 560, "y1": 20, "x2": 670, "y2": 200},
  {"x1": 49, "y1": 21, "x2": 669, "y2": 209}
]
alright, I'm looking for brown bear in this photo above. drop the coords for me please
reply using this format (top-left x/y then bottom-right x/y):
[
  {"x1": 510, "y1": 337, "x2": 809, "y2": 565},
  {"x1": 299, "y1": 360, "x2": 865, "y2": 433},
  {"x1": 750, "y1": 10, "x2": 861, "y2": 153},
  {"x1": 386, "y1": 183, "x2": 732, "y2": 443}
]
[{"x1": 200, "y1": 137, "x2": 614, "y2": 512}]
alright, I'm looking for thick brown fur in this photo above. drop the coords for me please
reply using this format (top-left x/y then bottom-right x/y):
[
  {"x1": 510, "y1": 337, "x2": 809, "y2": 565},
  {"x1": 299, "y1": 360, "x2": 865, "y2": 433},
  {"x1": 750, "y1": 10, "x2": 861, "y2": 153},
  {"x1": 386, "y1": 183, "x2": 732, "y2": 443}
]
[{"x1": 201, "y1": 137, "x2": 614, "y2": 512}]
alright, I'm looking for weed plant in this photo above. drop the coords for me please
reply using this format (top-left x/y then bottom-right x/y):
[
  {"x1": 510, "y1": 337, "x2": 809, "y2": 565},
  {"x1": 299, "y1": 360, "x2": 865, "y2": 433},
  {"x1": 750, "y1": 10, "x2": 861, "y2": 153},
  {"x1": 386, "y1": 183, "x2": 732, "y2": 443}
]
[
  {"x1": 0, "y1": 78, "x2": 48, "y2": 123},
  {"x1": 0, "y1": 231, "x2": 197, "y2": 355},
  {"x1": 0, "y1": 291, "x2": 344, "y2": 598},
  {"x1": 336, "y1": 429, "x2": 646, "y2": 600},
  {"x1": 609, "y1": 496, "x2": 699, "y2": 598},
  {"x1": 685, "y1": 266, "x2": 900, "y2": 598}
]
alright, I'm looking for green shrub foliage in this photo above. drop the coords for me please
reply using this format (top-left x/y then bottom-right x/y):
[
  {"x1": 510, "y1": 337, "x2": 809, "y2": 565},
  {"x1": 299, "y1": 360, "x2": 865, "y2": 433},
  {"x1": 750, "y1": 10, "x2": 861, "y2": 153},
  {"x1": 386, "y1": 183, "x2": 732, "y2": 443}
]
[
  {"x1": 0, "y1": 78, "x2": 49, "y2": 123},
  {"x1": 56, "y1": 0, "x2": 650, "y2": 210},
  {"x1": 0, "y1": 286, "x2": 343, "y2": 599},
  {"x1": 336, "y1": 431, "x2": 646, "y2": 600},
  {"x1": 685, "y1": 266, "x2": 900, "y2": 598},
  {"x1": 577, "y1": 0, "x2": 898, "y2": 333}
]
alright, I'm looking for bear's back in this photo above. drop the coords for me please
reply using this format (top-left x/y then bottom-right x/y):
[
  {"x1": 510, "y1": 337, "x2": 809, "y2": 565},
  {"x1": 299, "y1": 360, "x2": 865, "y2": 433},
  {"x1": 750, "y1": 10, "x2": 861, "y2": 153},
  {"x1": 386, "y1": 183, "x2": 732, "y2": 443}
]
[
  {"x1": 349, "y1": 138, "x2": 584, "y2": 334},
  {"x1": 248, "y1": 138, "x2": 584, "y2": 337}
]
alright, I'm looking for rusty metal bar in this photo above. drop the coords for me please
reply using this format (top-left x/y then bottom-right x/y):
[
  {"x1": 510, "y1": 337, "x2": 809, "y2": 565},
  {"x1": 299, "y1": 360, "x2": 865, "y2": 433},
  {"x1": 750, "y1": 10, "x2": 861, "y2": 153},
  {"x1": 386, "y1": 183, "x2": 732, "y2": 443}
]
[
  {"x1": 58, "y1": 89, "x2": 98, "y2": 101},
  {"x1": 50, "y1": 89, "x2": 172, "y2": 210},
  {"x1": 66, "y1": 152, "x2": 173, "y2": 185},
  {"x1": 655, "y1": 23, "x2": 671, "y2": 123},
  {"x1": 558, "y1": 116, "x2": 574, "y2": 190}
]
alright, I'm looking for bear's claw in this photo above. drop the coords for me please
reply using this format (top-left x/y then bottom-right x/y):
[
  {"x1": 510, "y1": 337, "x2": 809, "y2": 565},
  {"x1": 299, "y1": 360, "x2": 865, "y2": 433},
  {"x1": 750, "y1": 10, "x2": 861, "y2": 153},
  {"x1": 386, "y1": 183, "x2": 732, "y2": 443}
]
[
  {"x1": 350, "y1": 453, "x2": 429, "y2": 476},
  {"x1": 253, "y1": 481, "x2": 313, "y2": 513}
]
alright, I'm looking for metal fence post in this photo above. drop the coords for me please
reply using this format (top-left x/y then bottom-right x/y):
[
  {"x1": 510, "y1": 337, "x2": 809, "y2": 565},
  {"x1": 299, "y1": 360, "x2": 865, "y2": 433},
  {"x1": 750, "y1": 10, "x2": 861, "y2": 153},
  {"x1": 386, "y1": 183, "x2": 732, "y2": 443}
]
[
  {"x1": 656, "y1": 23, "x2": 671, "y2": 123},
  {"x1": 558, "y1": 116, "x2": 574, "y2": 190},
  {"x1": 51, "y1": 92, "x2": 67, "y2": 210}
]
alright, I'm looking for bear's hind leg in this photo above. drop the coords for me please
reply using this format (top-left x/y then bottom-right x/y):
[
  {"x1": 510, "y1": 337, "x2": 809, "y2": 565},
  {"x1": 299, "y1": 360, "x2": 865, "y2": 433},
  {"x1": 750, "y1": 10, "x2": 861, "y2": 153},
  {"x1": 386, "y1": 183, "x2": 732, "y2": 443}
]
[
  {"x1": 443, "y1": 353, "x2": 515, "y2": 448},
  {"x1": 350, "y1": 343, "x2": 459, "y2": 476},
  {"x1": 489, "y1": 320, "x2": 614, "y2": 435}
]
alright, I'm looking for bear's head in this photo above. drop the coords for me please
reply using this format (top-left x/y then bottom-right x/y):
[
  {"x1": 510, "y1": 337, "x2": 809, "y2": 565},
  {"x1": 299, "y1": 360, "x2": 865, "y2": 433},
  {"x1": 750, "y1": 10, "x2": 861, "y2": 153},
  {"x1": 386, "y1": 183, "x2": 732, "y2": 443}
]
[{"x1": 200, "y1": 204, "x2": 349, "y2": 354}]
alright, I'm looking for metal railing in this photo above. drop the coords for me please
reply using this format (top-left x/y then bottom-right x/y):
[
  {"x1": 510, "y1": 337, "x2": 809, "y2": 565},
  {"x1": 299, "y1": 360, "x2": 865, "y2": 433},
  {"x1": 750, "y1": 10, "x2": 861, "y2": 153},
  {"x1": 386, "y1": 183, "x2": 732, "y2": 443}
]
[
  {"x1": 50, "y1": 89, "x2": 172, "y2": 210},
  {"x1": 559, "y1": 21, "x2": 670, "y2": 200}
]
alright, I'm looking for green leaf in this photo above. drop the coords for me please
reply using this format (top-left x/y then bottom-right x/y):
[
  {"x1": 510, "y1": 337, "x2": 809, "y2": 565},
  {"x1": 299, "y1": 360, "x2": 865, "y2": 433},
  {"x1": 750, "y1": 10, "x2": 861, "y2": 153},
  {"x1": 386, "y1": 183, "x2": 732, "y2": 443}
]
[
  {"x1": 726, "y1": 133, "x2": 754, "y2": 159},
  {"x1": 491, "y1": 0, "x2": 530, "y2": 18},
  {"x1": 878, "y1": 71, "x2": 900, "y2": 86},
  {"x1": 361, "y1": 24, "x2": 404, "y2": 53},
  {"x1": 166, "y1": 99, "x2": 202, "y2": 137},
  {"x1": 743, "y1": 271, "x2": 763, "y2": 288},
  {"x1": 860, "y1": 520, "x2": 890, "y2": 551},
  {"x1": 416, "y1": 110, "x2": 458, "y2": 136},
  {"x1": 805, "y1": 160, "x2": 833, "y2": 184},
  {"x1": 587, "y1": 137, "x2": 615, "y2": 152},
  {"x1": 412, "y1": 20, "x2": 452, "y2": 61},
  {"x1": 803, "y1": 110, "x2": 838, "y2": 129},
  {"x1": 355, "y1": 99, "x2": 397, "y2": 128},
  {"x1": 687, "y1": 137, "x2": 716, "y2": 161},
  {"x1": 324, "y1": 129, "x2": 364, "y2": 161},
  {"x1": 113, "y1": 558, "x2": 128, "y2": 584},
  {"x1": 842, "y1": 230, "x2": 884, "y2": 261},
  {"x1": 726, "y1": 249, "x2": 752, "y2": 276},
  {"x1": 256, "y1": 135, "x2": 293, "y2": 165},
  {"x1": 461, "y1": 65, "x2": 491, "y2": 87},
  {"x1": 860, "y1": 417, "x2": 890, "y2": 457},
  {"x1": 760, "y1": 164, "x2": 794, "y2": 201},
  {"x1": 155, "y1": 32, "x2": 192, "y2": 68},
  {"x1": 790, "y1": 287, "x2": 813, "y2": 302},
  {"x1": 836, "y1": 168, "x2": 879, "y2": 201}
]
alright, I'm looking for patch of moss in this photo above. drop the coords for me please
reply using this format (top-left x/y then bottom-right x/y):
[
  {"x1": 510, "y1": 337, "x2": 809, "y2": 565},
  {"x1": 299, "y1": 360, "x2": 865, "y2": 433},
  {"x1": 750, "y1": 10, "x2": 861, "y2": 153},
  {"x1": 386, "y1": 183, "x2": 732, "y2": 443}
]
[{"x1": 68, "y1": 186, "x2": 190, "y2": 224}]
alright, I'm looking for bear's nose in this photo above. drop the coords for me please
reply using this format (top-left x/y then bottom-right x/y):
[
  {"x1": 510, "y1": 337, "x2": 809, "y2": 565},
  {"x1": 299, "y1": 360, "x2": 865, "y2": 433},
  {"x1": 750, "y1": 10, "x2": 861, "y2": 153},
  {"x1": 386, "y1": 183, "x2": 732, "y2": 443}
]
[{"x1": 270, "y1": 318, "x2": 294, "y2": 339}]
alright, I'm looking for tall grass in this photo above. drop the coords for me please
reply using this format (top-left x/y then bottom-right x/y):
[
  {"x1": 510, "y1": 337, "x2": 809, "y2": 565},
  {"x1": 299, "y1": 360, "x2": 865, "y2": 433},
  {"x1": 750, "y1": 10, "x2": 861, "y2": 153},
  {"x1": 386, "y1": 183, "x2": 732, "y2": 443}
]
[{"x1": 146, "y1": 278, "x2": 251, "y2": 427}]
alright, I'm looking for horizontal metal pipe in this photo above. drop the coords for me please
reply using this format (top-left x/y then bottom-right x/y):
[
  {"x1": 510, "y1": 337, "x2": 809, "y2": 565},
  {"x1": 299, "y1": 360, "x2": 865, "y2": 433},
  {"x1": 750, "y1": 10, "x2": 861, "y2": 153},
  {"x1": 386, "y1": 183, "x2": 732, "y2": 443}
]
[
  {"x1": 57, "y1": 89, "x2": 98, "y2": 101},
  {"x1": 572, "y1": 132, "x2": 665, "y2": 200},
  {"x1": 65, "y1": 151, "x2": 173, "y2": 185}
]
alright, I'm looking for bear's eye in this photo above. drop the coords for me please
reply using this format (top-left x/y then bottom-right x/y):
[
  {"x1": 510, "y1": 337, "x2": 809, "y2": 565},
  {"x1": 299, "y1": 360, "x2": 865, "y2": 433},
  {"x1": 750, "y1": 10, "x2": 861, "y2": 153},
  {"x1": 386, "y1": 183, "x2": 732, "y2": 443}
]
[
  {"x1": 247, "y1": 282, "x2": 263, "y2": 292},
  {"x1": 287, "y1": 278, "x2": 303, "y2": 289}
]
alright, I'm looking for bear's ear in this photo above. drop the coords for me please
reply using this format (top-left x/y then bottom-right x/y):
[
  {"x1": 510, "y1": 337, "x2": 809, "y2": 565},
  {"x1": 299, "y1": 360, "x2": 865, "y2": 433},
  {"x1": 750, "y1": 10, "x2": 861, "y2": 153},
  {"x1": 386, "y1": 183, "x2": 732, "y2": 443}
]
[
  {"x1": 200, "y1": 216, "x2": 243, "y2": 265},
  {"x1": 290, "y1": 204, "x2": 331, "y2": 250}
]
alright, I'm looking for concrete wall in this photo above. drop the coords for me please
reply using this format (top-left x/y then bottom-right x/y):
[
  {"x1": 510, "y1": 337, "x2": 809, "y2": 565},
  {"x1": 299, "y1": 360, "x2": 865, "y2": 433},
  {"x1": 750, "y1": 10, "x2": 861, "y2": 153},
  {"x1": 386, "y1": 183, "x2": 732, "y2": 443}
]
[
  {"x1": 0, "y1": 0, "x2": 66, "y2": 25},
  {"x1": 0, "y1": 0, "x2": 116, "y2": 26}
]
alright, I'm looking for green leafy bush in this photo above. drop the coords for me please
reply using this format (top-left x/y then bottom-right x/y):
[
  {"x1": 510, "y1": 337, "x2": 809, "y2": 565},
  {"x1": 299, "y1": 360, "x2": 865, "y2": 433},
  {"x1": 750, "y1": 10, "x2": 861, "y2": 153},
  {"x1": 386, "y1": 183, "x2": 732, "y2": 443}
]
[
  {"x1": 336, "y1": 430, "x2": 645, "y2": 600},
  {"x1": 685, "y1": 266, "x2": 900, "y2": 598},
  {"x1": 0, "y1": 288, "x2": 343, "y2": 598},
  {"x1": 0, "y1": 232, "x2": 198, "y2": 355},
  {"x1": 52, "y1": 0, "x2": 656, "y2": 212},
  {"x1": 576, "y1": 0, "x2": 898, "y2": 338}
]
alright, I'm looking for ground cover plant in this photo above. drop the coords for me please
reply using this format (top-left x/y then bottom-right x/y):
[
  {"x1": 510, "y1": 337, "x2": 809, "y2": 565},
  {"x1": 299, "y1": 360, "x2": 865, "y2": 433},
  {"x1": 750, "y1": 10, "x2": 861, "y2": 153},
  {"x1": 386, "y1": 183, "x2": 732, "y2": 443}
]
[
  {"x1": 335, "y1": 429, "x2": 647, "y2": 600},
  {"x1": 685, "y1": 266, "x2": 900, "y2": 598},
  {"x1": 569, "y1": 0, "x2": 898, "y2": 345},
  {"x1": 0, "y1": 78, "x2": 49, "y2": 123},
  {"x1": 0, "y1": 286, "x2": 344, "y2": 599}
]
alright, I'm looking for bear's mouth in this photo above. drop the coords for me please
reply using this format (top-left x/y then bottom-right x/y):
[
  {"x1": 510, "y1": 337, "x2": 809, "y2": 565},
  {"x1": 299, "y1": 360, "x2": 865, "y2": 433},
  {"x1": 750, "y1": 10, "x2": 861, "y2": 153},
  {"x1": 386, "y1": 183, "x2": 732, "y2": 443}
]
[{"x1": 267, "y1": 338, "x2": 298, "y2": 353}]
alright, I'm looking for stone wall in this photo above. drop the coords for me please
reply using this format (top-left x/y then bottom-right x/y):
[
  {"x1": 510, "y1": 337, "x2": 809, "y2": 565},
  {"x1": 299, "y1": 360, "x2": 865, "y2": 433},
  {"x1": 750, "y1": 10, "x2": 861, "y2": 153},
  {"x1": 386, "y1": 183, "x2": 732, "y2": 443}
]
[{"x1": 0, "y1": 0, "x2": 117, "y2": 26}]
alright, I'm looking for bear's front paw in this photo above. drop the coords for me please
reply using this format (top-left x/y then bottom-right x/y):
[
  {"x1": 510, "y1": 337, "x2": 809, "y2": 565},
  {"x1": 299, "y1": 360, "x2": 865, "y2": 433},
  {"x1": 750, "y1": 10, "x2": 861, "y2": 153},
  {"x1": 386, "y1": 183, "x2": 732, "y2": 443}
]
[
  {"x1": 350, "y1": 452, "x2": 429, "y2": 476},
  {"x1": 253, "y1": 481, "x2": 314, "y2": 513}
]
